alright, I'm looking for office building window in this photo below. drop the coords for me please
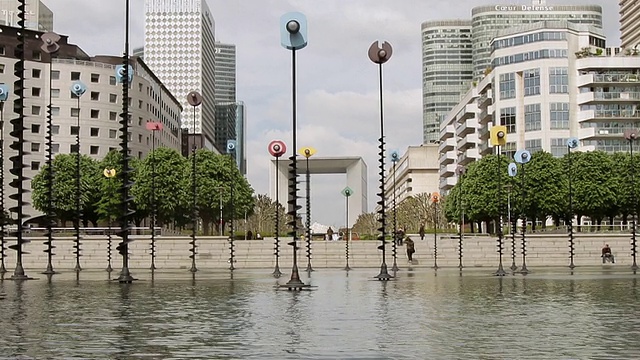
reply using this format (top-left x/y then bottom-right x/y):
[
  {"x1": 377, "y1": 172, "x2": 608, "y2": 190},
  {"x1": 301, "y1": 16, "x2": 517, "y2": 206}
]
[
  {"x1": 109, "y1": 76, "x2": 116, "y2": 85},
  {"x1": 31, "y1": 106, "x2": 41, "y2": 115},
  {"x1": 70, "y1": 126, "x2": 79, "y2": 135},
  {"x1": 91, "y1": 91, "x2": 100, "y2": 101},
  {"x1": 549, "y1": 67, "x2": 568, "y2": 93},
  {"x1": 91, "y1": 109, "x2": 100, "y2": 119},
  {"x1": 51, "y1": 89, "x2": 60, "y2": 98},
  {"x1": 51, "y1": 107, "x2": 60, "y2": 116},
  {"x1": 31, "y1": 143, "x2": 40, "y2": 152},
  {"x1": 32, "y1": 68, "x2": 41, "y2": 78},
  {"x1": 551, "y1": 138, "x2": 569, "y2": 157},
  {"x1": 550, "y1": 102, "x2": 569, "y2": 129},
  {"x1": 109, "y1": 94, "x2": 117, "y2": 103},
  {"x1": 523, "y1": 68, "x2": 540, "y2": 96},
  {"x1": 71, "y1": 71, "x2": 81, "y2": 81},
  {"x1": 31, "y1": 124, "x2": 40, "y2": 133},
  {"x1": 52, "y1": 143, "x2": 60, "y2": 153},
  {"x1": 109, "y1": 129, "x2": 117, "y2": 138},
  {"x1": 32, "y1": 87, "x2": 41, "y2": 97},
  {"x1": 525, "y1": 139, "x2": 542, "y2": 153},
  {"x1": 91, "y1": 73, "x2": 100, "y2": 83},
  {"x1": 524, "y1": 103, "x2": 542, "y2": 131},
  {"x1": 71, "y1": 108, "x2": 79, "y2": 117},
  {"x1": 51, "y1": 70, "x2": 60, "y2": 80},
  {"x1": 500, "y1": 107, "x2": 517, "y2": 133},
  {"x1": 31, "y1": 161, "x2": 40, "y2": 171},
  {"x1": 52, "y1": 125, "x2": 59, "y2": 135},
  {"x1": 109, "y1": 111, "x2": 118, "y2": 121},
  {"x1": 90, "y1": 146, "x2": 99, "y2": 155},
  {"x1": 499, "y1": 73, "x2": 515, "y2": 99},
  {"x1": 90, "y1": 128, "x2": 99, "y2": 137}
]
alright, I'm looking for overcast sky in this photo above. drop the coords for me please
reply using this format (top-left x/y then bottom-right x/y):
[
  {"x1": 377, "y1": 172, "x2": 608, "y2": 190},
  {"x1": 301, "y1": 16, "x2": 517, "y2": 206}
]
[{"x1": 43, "y1": 0, "x2": 619, "y2": 229}]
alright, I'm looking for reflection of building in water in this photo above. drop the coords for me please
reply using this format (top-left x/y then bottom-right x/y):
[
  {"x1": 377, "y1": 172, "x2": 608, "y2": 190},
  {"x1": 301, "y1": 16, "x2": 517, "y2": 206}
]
[{"x1": 0, "y1": 0, "x2": 53, "y2": 31}]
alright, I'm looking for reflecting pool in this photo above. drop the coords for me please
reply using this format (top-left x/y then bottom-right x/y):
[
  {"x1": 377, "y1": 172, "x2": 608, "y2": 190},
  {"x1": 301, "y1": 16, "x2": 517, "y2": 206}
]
[{"x1": 0, "y1": 268, "x2": 639, "y2": 359}]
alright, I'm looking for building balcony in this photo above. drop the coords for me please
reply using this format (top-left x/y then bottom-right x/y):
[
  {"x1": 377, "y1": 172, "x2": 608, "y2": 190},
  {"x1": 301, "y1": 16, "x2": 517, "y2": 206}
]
[
  {"x1": 578, "y1": 73, "x2": 640, "y2": 87},
  {"x1": 456, "y1": 119, "x2": 477, "y2": 137},
  {"x1": 458, "y1": 103, "x2": 477, "y2": 122},
  {"x1": 579, "y1": 126, "x2": 629, "y2": 140},
  {"x1": 478, "y1": 105, "x2": 493, "y2": 124},
  {"x1": 479, "y1": 141, "x2": 493, "y2": 156},
  {"x1": 457, "y1": 133, "x2": 479, "y2": 151},
  {"x1": 578, "y1": 109, "x2": 640, "y2": 122},
  {"x1": 439, "y1": 124, "x2": 455, "y2": 141},
  {"x1": 458, "y1": 147, "x2": 480, "y2": 166},
  {"x1": 439, "y1": 150, "x2": 457, "y2": 165},
  {"x1": 477, "y1": 89, "x2": 492, "y2": 108},
  {"x1": 439, "y1": 176, "x2": 458, "y2": 192},
  {"x1": 441, "y1": 163, "x2": 458, "y2": 177},
  {"x1": 578, "y1": 92, "x2": 640, "y2": 105},
  {"x1": 439, "y1": 137, "x2": 456, "y2": 152}
]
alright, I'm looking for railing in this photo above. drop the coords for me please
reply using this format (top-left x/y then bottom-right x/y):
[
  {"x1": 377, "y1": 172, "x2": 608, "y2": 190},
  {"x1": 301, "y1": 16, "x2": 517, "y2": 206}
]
[
  {"x1": 593, "y1": 92, "x2": 640, "y2": 100},
  {"x1": 52, "y1": 58, "x2": 119, "y2": 70},
  {"x1": 22, "y1": 226, "x2": 162, "y2": 236},
  {"x1": 594, "y1": 110, "x2": 640, "y2": 118},
  {"x1": 593, "y1": 73, "x2": 640, "y2": 83}
]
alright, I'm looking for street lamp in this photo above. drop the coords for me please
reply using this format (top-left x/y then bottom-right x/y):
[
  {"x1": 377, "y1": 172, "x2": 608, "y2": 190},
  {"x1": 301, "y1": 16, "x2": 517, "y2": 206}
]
[
  {"x1": 0, "y1": 84, "x2": 7, "y2": 274},
  {"x1": 625, "y1": 129, "x2": 639, "y2": 271},
  {"x1": 490, "y1": 125, "x2": 507, "y2": 276},
  {"x1": 145, "y1": 121, "x2": 162, "y2": 270},
  {"x1": 186, "y1": 91, "x2": 203, "y2": 273},
  {"x1": 299, "y1": 146, "x2": 316, "y2": 272},
  {"x1": 114, "y1": 0, "x2": 135, "y2": 284},
  {"x1": 368, "y1": 40, "x2": 394, "y2": 281},
  {"x1": 70, "y1": 80, "x2": 87, "y2": 272},
  {"x1": 268, "y1": 140, "x2": 287, "y2": 278},
  {"x1": 566, "y1": 137, "x2": 579, "y2": 269},
  {"x1": 455, "y1": 165, "x2": 466, "y2": 270},
  {"x1": 514, "y1": 149, "x2": 532, "y2": 274},
  {"x1": 103, "y1": 168, "x2": 117, "y2": 272},
  {"x1": 40, "y1": 32, "x2": 60, "y2": 275},
  {"x1": 227, "y1": 139, "x2": 237, "y2": 271},
  {"x1": 390, "y1": 150, "x2": 400, "y2": 272},
  {"x1": 342, "y1": 186, "x2": 353, "y2": 271},
  {"x1": 279, "y1": 12, "x2": 309, "y2": 290}
]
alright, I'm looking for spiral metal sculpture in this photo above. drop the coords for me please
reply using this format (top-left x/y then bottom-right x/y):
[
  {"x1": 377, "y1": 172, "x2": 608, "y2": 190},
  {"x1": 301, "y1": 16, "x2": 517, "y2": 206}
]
[
  {"x1": 0, "y1": 87, "x2": 8, "y2": 274},
  {"x1": 269, "y1": 140, "x2": 286, "y2": 278},
  {"x1": 455, "y1": 165, "x2": 466, "y2": 270},
  {"x1": 515, "y1": 150, "x2": 532, "y2": 275},
  {"x1": 566, "y1": 137, "x2": 579, "y2": 270},
  {"x1": 186, "y1": 91, "x2": 203, "y2": 273}
]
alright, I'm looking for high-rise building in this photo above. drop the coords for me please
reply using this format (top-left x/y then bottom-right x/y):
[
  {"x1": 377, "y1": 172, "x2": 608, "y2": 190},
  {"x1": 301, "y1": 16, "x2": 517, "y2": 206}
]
[
  {"x1": 421, "y1": 1, "x2": 603, "y2": 144},
  {"x1": 214, "y1": 42, "x2": 236, "y2": 103},
  {"x1": 620, "y1": 0, "x2": 640, "y2": 49},
  {"x1": 144, "y1": 0, "x2": 217, "y2": 150},
  {"x1": 471, "y1": 1, "x2": 602, "y2": 80},
  {"x1": 421, "y1": 20, "x2": 472, "y2": 144},
  {"x1": 0, "y1": 0, "x2": 52, "y2": 31}
]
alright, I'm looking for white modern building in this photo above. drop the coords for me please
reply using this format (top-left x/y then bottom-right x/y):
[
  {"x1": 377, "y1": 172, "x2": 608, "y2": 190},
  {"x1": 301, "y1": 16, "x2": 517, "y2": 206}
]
[
  {"x1": 214, "y1": 42, "x2": 236, "y2": 104},
  {"x1": 620, "y1": 0, "x2": 640, "y2": 50},
  {"x1": 0, "y1": 26, "x2": 182, "y2": 220},
  {"x1": 384, "y1": 145, "x2": 440, "y2": 206},
  {"x1": 439, "y1": 21, "x2": 640, "y2": 193},
  {"x1": 144, "y1": 0, "x2": 217, "y2": 150},
  {"x1": 0, "y1": 0, "x2": 52, "y2": 31}
]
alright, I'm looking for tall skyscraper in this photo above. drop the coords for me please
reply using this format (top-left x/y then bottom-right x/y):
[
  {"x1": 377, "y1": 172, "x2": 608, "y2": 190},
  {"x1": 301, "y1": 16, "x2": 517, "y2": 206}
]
[
  {"x1": 421, "y1": 20, "x2": 472, "y2": 144},
  {"x1": 620, "y1": 0, "x2": 640, "y2": 49},
  {"x1": 0, "y1": 0, "x2": 52, "y2": 31},
  {"x1": 421, "y1": 0, "x2": 603, "y2": 144},
  {"x1": 144, "y1": 0, "x2": 217, "y2": 150},
  {"x1": 214, "y1": 42, "x2": 236, "y2": 103}
]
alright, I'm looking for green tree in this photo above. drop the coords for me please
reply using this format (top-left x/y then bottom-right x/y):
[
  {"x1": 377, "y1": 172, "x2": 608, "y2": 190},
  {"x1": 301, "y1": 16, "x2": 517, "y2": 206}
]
[
  {"x1": 462, "y1": 154, "x2": 511, "y2": 229},
  {"x1": 570, "y1": 151, "x2": 617, "y2": 229},
  {"x1": 245, "y1": 194, "x2": 286, "y2": 237},
  {"x1": 32, "y1": 153, "x2": 100, "y2": 226},
  {"x1": 352, "y1": 212, "x2": 378, "y2": 238}
]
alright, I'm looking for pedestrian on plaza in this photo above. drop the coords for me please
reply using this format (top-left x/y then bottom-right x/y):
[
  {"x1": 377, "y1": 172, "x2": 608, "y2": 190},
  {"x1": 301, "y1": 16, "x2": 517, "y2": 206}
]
[
  {"x1": 405, "y1": 237, "x2": 415, "y2": 263},
  {"x1": 247, "y1": 230, "x2": 253, "y2": 240},
  {"x1": 419, "y1": 223, "x2": 425, "y2": 241},
  {"x1": 602, "y1": 243, "x2": 615, "y2": 263}
]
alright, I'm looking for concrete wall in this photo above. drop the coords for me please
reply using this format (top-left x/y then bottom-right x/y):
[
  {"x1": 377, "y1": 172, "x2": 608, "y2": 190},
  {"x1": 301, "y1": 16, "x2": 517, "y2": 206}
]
[{"x1": 0, "y1": 233, "x2": 634, "y2": 271}]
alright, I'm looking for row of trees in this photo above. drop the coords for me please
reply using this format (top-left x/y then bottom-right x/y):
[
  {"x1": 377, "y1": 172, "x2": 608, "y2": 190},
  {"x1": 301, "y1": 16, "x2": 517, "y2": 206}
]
[
  {"x1": 443, "y1": 150, "x2": 639, "y2": 231},
  {"x1": 31, "y1": 148, "x2": 254, "y2": 235}
]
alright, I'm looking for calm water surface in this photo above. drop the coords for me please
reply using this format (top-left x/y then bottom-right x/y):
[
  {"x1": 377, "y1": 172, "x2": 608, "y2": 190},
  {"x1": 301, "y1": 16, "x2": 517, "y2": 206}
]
[{"x1": 0, "y1": 268, "x2": 639, "y2": 359}]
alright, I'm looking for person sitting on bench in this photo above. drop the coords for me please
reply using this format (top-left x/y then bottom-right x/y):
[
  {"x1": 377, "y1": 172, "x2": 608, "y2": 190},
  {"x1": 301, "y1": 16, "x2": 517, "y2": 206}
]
[{"x1": 602, "y1": 244, "x2": 615, "y2": 264}]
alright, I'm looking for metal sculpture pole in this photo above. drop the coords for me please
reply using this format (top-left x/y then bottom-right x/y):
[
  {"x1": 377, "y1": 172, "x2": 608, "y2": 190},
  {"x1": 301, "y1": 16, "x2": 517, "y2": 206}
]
[
  {"x1": 269, "y1": 140, "x2": 286, "y2": 277},
  {"x1": 104, "y1": 168, "x2": 116, "y2": 272},
  {"x1": 0, "y1": 87, "x2": 8, "y2": 274},
  {"x1": 455, "y1": 165, "x2": 466, "y2": 270},
  {"x1": 280, "y1": 12, "x2": 309, "y2": 290},
  {"x1": 490, "y1": 126, "x2": 507, "y2": 276},
  {"x1": 227, "y1": 140, "x2": 237, "y2": 271},
  {"x1": 369, "y1": 40, "x2": 393, "y2": 281},
  {"x1": 70, "y1": 81, "x2": 87, "y2": 272},
  {"x1": 390, "y1": 150, "x2": 400, "y2": 272},
  {"x1": 146, "y1": 122, "x2": 162, "y2": 270},
  {"x1": 40, "y1": 33, "x2": 60, "y2": 275},
  {"x1": 625, "y1": 129, "x2": 639, "y2": 271},
  {"x1": 186, "y1": 91, "x2": 202, "y2": 273},
  {"x1": 9, "y1": 0, "x2": 31, "y2": 280},
  {"x1": 566, "y1": 137, "x2": 579, "y2": 269},
  {"x1": 432, "y1": 192, "x2": 440, "y2": 269},
  {"x1": 300, "y1": 147, "x2": 316, "y2": 272},
  {"x1": 514, "y1": 149, "x2": 532, "y2": 274},
  {"x1": 115, "y1": 0, "x2": 134, "y2": 283},
  {"x1": 342, "y1": 187, "x2": 353, "y2": 271},
  {"x1": 507, "y1": 165, "x2": 518, "y2": 271}
]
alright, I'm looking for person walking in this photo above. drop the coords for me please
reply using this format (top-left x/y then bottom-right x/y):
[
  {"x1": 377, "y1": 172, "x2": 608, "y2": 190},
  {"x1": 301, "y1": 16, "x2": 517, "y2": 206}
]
[
  {"x1": 419, "y1": 223, "x2": 425, "y2": 241},
  {"x1": 405, "y1": 237, "x2": 415, "y2": 263}
]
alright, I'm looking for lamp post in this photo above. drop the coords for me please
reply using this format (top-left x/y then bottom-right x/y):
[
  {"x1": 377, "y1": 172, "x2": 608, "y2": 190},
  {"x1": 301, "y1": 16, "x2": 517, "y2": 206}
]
[
  {"x1": 342, "y1": 186, "x2": 353, "y2": 271},
  {"x1": 490, "y1": 125, "x2": 507, "y2": 276},
  {"x1": 103, "y1": 168, "x2": 117, "y2": 272},
  {"x1": 146, "y1": 121, "x2": 162, "y2": 270},
  {"x1": 566, "y1": 137, "x2": 579, "y2": 269},
  {"x1": 40, "y1": 32, "x2": 60, "y2": 275},
  {"x1": 70, "y1": 80, "x2": 87, "y2": 272},
  {"x1": 455, "y1": 165, "x2": 466, "y2": 270},
  {"x1": 390, "y1": 150, "x2": 400, "y2": 272},
  {"x1": 368, "y1": 40, "x2": 394, "y2": 281},
  {"x1": 218, "y1": 186, "x2": 224, "y2": 236},
  {"x1": 280, "y1": 12, "x2": 309, "y2": 290},
  {"x1": 432, "y1": 192, "x2": 441, "y2": 269},
  {"x1": 0, "y1": 85, "x2": 7, "y2": 274},
  {"x1": 507, "y1": 164, "x2": 518, "y2": 271},
  {"x1": 625, "y1": 129, "x2": 639, "y2": 271},
  {"x1": 186, "y1": 91, "x2": 203, "y2": 273},
  {"x1": 114, "y1": 0, "x2": 135, "y2": 283},
  {"x1": 268, "y1": 140, "x2": 286, "y2": 278},
  {"x1": 514, "y1": 149, "x2": 532, "y2": 274},
  {"x1": 227, "y1": 139, "x2": 237, "y2": 271},
  {"x1": 300, "y1": 146, "x2": 316, "y2": 272}
]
